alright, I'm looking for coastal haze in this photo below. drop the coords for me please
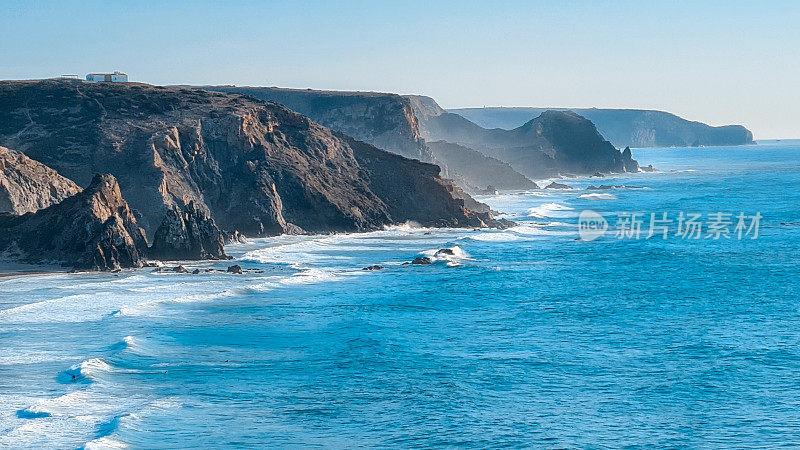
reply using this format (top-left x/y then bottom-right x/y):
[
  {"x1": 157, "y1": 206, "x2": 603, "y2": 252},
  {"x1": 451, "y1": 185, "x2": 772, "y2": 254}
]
[
  {"x1": 2, "y1": 0, "x2": 799, "y2": 139},
  {"x1": 2, "y1": 1, "x2": 799, "y2": 448}
]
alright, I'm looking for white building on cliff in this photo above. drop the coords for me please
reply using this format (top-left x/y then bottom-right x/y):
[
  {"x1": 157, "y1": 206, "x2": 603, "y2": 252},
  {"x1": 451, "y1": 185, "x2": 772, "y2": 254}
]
[{"x1": 86, "y1": 72, "x2": 128, "y2": 82}]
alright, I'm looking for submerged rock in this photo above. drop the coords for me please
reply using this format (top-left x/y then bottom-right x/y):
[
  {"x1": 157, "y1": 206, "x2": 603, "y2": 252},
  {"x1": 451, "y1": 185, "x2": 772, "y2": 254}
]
[
  {"x1": 362, "y1": 265, "x2": 384, "y2": 271},
  {"x1": 434, "y1": 248, "x2": 455, "y2": 256},
  {"x1": 411, "y1": 256, "x2": 432, "y2": 265},
  {"x1": 173, "y1": 265, "x2": 189, "y2": 273},
  {"x1": 545, "y1": 181, "x2": 574, "y2": 190},
  {"x1": 227, "y1": 264, "x2": 243, "y2": 274},
  {"x1": 0, "y1": 174, "x2": 147, "y2": 270}
]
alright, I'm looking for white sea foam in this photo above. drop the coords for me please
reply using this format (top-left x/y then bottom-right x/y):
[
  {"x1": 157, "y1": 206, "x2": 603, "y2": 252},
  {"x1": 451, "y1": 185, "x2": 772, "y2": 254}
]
[
  {"x1": 76, "y1": 358, "x2": 114, "y2": 380},
  {"x1": 0, "y1": 293, "x2": 114, "y2": 324},
  {"x1": 118, "y1": 289, "x2": 235, "y2": 317},
  {"x1": 468, "y1": 232, "x2": 524, "y2": 242},
  {"x1": 84, "y1": 436, "x2": 129, "y2": 449},
  {"x1": 4, "y1": 388, "x2": 177, "y2": 450},
  {"x1": 527, "y1": 202, "x2": 575, "y2": 218},
  {"x1": 420, "y1": 245, "x2": 471, "y2": 266},
  {"x1": 250, "y1": 268, "x2": 342, "y2": 291},
  {"x1": 579, "y1": 193, "x2": 618, "y2": 200},
  {"x1": 544, "y1": 221, "x2": 572, "y2": 227}
]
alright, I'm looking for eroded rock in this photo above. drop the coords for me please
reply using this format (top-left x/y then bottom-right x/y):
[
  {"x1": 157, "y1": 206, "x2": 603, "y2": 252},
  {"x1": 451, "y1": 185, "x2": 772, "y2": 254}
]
[{"x1": 0, "y1": 174, "x2": 147, "y2": 270}]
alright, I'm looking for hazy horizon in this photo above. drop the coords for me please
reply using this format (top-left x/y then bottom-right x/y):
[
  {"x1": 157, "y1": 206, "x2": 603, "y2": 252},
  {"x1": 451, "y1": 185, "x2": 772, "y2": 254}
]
[{"x1": 3, "y1": 0, "x2": 797, "y2": 139}]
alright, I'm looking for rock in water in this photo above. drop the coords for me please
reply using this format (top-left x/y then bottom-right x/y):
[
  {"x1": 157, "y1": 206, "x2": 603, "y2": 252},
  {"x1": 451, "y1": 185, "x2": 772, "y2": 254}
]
[
  {"x1": 411, "y1": 256, "x2": 432, "y2": 265},
  {"x1": 362, "y1": 265, "x2": 384, "y2": 271},
  {"x1": 150, "y1": 201, "x2": 228, "y2": 261},
  {"x1": 621, "y1": 147, "x2": 640, "y2": 173},
  {"x1": 545, "y1": 182, "x2": 574, "y2": 190},
  {"x1": 0, "y1": 174, "x2": 147, "y2": 270},
  {"x1": 0, "y1": 146, "x2": 81, "y2": 215},
  {"x1": 227, "y1": 264, "x2": 243, "y2": 274},
  {"x1": 640, "y1": 164, "x2": 657, "y2": 172}
]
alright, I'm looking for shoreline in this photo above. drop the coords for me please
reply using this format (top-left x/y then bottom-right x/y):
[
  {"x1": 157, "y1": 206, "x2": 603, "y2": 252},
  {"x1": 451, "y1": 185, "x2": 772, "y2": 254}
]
[{"x1": 0, "y1": 270, "x2": 68, "y2": 280}]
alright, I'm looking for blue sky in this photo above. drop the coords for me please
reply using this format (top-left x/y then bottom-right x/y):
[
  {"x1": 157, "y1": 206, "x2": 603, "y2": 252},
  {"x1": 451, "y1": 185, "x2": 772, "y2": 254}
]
[{"x1": 2, "y1": 0, "x2": 798, "y2": 138}]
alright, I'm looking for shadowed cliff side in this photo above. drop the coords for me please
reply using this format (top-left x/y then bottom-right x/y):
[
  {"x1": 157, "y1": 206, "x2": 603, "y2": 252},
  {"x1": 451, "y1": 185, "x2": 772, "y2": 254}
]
[
  {"x1": 202, "y1": 86, "x2": 538, "y2": 193},
  {"x1": 449, "y1": 107, "x2": 755, "y2": 148},
  {"x1": 406, "y1": 95, "x2": 640, "y2": 179},
  {"x1": 339, "y1": 133, "x2": 510, "y2": 228},
  {"x1": 426, "y1": 141, "x2": 539, "y2": 191},
  {"x1": 0, "y1": 174, "x2": 147, "y2": 270}
]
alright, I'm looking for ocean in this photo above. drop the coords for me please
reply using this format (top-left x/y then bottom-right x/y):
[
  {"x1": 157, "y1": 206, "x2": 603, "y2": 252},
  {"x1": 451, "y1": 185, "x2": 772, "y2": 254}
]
[{"x1": 1, "y1": 141, "x2": 799, "y2": 448}]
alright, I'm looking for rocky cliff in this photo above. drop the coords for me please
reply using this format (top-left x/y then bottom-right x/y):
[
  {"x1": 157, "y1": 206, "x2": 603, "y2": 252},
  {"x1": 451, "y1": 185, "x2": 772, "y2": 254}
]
[
  {"x1": 150, "y1": 201, "x2": 228, "y2": 261},
  {"x1": 449, "y1": 107, "x2": 755, "y2": 148},
  {"x1": 201, "y1": 86, "x2": 435, "y2": 162},
  {"x1": 0, "y1": 174, "x2": 147, "y2": 270},
  {"x1": 338, "y1": 133, "x2": 506, "y2": 228},
  {"x1": 407, "y1": 96, "x2": 640, "y2": 178},
  {"x1": 0, "y1": 80, "x2": 504, "y2": 247},
  {"x1": 202, "y1": 87, "x2": 538, "y2": 195},
  {"x1": 0, "y1": 145, "x2": 81, "y2": 215},
  {"x1": 426, "y1": 141, "x2": 538, "y2": 191}
]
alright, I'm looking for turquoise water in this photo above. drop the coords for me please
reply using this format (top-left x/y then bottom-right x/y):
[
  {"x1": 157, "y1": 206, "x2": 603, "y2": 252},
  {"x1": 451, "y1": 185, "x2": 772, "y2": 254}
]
[{"x1": 1, "y1": 142, "x2": 799, "y2": 448}]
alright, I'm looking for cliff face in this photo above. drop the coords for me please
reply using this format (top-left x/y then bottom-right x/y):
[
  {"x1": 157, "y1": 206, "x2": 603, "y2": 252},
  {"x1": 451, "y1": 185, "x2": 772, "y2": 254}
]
[
  {"x1": 0, "y1": 80, "x2": 502, "y2": 244},
  {"x1": 339, "y1": 134, "x2": 505, "y2": 228},
  {"x1": 202, "y1": 86, "x2": 435, "y2": 162},
  {"x1": 201, "y1": 87, "x2": 535, "y2": 195},
  {"x1": 426, "y1": 141, "x2": 538, "y2": 191},
  {"x1": 0, "y1": 146, "x2": 81, "y2": 215},
  {"x1": 448, "y1": 107, "x2": 755, "y2": 148},
  {"x1": 150, "y1": 201, "x2": 228, "y2": 261},
  {"x1": 0, "y1": 174, "x2": 147, "y2": 270},
  {"x1": 407, "y1": 96, "x2": 639, "y2": 178}
]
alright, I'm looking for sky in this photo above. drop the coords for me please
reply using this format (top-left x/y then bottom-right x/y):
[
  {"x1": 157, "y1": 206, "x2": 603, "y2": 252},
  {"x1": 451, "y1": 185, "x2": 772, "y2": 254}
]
[{"x1": 2, "y1": 0, "x2": 798, "y2": 139}]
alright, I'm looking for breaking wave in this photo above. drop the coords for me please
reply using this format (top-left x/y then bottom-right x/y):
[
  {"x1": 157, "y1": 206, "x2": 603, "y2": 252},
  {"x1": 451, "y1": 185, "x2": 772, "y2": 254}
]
[{"x1": 527, "y1": 203, "x2": 575, "y2": 218}]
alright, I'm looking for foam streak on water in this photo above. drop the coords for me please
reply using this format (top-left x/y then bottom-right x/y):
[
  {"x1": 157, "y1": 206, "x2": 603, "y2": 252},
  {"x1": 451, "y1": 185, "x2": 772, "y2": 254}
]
[{"x1": 1, "y1": 142, "x2": 800, "y2": 447}]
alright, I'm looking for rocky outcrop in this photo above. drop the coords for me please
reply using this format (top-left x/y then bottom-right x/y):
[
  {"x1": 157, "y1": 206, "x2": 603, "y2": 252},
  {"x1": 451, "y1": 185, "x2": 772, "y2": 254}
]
[
  {"x1": 545, "y1": 182, "x2": 573, "y2": 190},
  {"x1": 201, "y1": 86, "x2": 435, "y2": 162},
  {"x1": 406, "y1": 96, "x2": 640, "y2": 178},
  {"x1": 621, "y1": 147, "x2": 639, "y2": 172},
  {"x1": 149, "y1": 201, "x2": 228, "y2": 261},
  {"x1": 0, "y1": 146, "x2": 81, "y2": 215},
  {"x1": 0, "y1": 80, "x2": 504, "y2": 244},
  {"x1": 0, "y1": 174, "x2": 147, "y2": 270},
  {"x1": 448, "y1": 107, "x2": 755, "y2": 148}
]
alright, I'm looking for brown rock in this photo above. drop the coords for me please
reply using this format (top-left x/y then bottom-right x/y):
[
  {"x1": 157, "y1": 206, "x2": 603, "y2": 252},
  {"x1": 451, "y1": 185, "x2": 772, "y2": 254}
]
[
  {"x1": 0, "y1": 174, "x2": 147, "y2": 270},
  {"x1": 0, "y1": 146, "x2": 81, "y2": 215}
]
